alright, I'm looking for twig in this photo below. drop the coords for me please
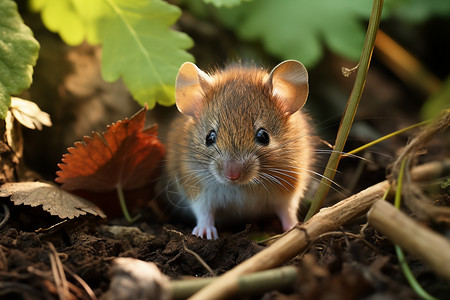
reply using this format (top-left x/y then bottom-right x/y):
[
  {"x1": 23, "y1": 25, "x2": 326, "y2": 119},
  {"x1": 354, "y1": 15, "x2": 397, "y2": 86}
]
[
  {"x1": 171, "y1": 266, "x2": 297, "y2": 300},
  {"x1": 188, "y1": 160, "x2": 447, "y2": 300},
  {"x1": 28, "y1": 266, "x2": 88, "y2": 299},
  {"x1": 165, "y1": 252, "x2": 182, "y2": 266},
  {"x1": 63, "y1": 265, "x2": 98, "y2": 300},
  {"x1": 0, "y1": 202, "x2": 10, "y2": 230},
  {"x1": 182, "y1": 240, "x2": 215, "y2": 277},
  {"x1": 368, "y1": 200, "x2": 450, "y2": 282},
  {"x1": 48, "y1": 242, "x2": 70, "y2": 300},
  {"x1": 35, "y1": 219, "x2": 69, "y2": 233},
  {"x1": 391, "y1": 110, "x2": 450, "y2": 223},
  {"x1": 164, "y1": 228, "x2": 215, "y2": 276},
  {"x1": 164, "y1": 228, "x2": 185, "y2": 237}
]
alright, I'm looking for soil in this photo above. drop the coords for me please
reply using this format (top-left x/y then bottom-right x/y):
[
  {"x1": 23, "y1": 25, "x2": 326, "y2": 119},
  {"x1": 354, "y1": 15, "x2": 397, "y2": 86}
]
[{"x1": 1, "y1": 198, "x2": 449, "y2": 299}]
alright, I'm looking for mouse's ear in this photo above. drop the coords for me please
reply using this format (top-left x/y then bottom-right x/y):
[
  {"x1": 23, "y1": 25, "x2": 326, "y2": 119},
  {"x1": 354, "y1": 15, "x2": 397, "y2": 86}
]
[
  {"x1": 268, "y1": 60, "x2": 309, "y2": 115},
  {"x1": 175, "y1": 62, "x2": 211, "y2": 118}
]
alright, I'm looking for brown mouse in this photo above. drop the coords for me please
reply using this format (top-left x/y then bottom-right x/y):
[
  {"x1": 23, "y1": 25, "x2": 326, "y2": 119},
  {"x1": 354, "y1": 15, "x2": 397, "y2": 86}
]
[{"x1": 164, "y1": 60, "x2": 315, "y2": 239}]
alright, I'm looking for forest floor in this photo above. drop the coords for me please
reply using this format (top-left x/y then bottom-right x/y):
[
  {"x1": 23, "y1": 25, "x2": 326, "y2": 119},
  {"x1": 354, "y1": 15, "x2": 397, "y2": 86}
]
[{"x1": 1, "y1": 149, "x2": 449, "y2": 300}]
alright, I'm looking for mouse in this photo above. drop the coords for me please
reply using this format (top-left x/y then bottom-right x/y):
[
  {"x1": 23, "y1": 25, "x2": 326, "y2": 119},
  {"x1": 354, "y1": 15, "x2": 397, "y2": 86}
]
[{"x1": 164, "y1": 60, "x2": 315, "y2": 240}]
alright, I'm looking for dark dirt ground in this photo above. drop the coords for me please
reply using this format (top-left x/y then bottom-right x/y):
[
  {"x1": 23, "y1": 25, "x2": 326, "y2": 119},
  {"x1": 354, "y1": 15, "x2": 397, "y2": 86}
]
[
  {"x1": 1, "y1": 2, "x2": 449, "y2": 300},
  {"x1": 1, "y1": 198, "x2": 449, "y2": 300}
]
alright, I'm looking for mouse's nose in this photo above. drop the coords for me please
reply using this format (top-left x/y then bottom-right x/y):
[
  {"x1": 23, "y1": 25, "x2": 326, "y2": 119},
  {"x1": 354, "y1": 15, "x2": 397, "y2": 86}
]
[{"x1": 223, "y1": 159, "x2": 243, "y2": 181}]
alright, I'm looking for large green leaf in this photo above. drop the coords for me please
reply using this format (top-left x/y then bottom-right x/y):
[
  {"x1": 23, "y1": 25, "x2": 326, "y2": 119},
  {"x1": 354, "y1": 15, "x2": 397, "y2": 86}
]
[
  {"x1": 30, "y1": 0, "x2": 86, "y2": 45},
  {"x1": 215, "y1": 0, "x2": 372, "y2": 67},
  {"x1": 0, "y1": 0, "x2": 40, "y2": 119},
  {"x1": 30, "y1": 0, "x2": 194, "y2": 108},
  {"x1": 99, "y1": 0, "x2": 194, "y2": 107}
]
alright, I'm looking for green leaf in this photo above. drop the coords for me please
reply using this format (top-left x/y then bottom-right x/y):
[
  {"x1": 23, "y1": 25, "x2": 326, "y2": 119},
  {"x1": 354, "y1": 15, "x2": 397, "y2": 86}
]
[
  {"x1": 0, "y1": 0, "x2": 40, "y2": 119},
  {"x1": 215, "y1": 0, "x2": 372, "y2": 67},
  {"x1": 31, "y1": 0, "x2": 193, "y2": 108},
  {"x1": 30, "y1": 0, "x2": 85, "y2": 45},
  {"x1": 99, "y1": 0, "x2": 194, "y2": 108},
  {"x1": 30, "y1": 0, "x2": 103, "y2": 45}
]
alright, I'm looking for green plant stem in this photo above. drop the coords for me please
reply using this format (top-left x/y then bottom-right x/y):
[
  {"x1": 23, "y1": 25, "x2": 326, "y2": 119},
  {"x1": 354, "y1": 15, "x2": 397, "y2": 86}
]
[
  {"x1": 305, "y1": 0, "x2": 384, "y2": 221},
  {"x1": 395, "y1": 245, "x2": 438, "y2": 300},
  {"x1": 393, "y1": 158, "x2": 438, "y2": 300},
  {"x1": 170, "y1": 266, "x2": 298, "y2": 299},
  {"x1": 116, "y1": 183, "x2": 140, "y2": 223},
  {"x1": 347, "y1": 120, "x2": 429, "y2": 156}
]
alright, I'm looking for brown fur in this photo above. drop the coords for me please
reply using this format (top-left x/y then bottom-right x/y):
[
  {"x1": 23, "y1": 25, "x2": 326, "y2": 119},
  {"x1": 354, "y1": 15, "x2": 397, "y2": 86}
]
[
  {"x1": 164, "y1": 61, "x2": 315, "y2": 238},
  {"x1": 167, "y1": 65, "x2": 314, "y2": 201}
]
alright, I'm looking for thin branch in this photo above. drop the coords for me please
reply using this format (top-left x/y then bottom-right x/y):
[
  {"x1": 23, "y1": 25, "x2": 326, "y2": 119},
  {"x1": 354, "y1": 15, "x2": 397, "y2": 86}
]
[
  {"x1": 182, "y1": 240, "x2": 215, "y2": 277},
  {"x1": 63, "y1": 265, "x2": 98, "y2": 300},
  {"x1": 169, "y1": 266, "x2": 298, "y2": 299},
  {"x1": 165, "y1": 228, "x2": 216, "y2": 276},
  {"x1": 368, "y1": 200, "x2": 450, "y2": 282},
  {"x1": 48, "y1": 242, "x2": 70, "y2": 300},
  {"x1": 0, "y1": 202, "x2": 10, "y2": 230}
]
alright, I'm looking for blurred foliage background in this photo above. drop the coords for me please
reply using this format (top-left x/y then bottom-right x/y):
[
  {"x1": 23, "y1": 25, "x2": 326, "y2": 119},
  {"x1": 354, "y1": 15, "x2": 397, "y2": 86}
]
[{"x1": 7, "y1": 0, "x2": 450, "y2": 180}]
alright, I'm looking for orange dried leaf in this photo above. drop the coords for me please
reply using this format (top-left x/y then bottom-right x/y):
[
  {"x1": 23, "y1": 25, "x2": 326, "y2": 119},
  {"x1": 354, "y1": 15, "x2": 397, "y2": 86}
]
[{"x1": 55, "y1": 107, "x2": 165, "y2": 192}]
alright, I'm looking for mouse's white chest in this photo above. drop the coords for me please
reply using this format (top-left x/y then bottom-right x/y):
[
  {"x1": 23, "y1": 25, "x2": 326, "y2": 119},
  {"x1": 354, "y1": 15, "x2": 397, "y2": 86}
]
[{"x1": 193, "y1": 183, "x2": 274, "y2": 216}]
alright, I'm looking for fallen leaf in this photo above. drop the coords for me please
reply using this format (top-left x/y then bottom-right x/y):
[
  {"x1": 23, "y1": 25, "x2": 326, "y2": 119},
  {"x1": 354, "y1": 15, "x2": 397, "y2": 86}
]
[
  {"x1": 55, "y1": 106, "x2": 165, "y2": 192},
  {"x1": 0, "y1": 182, "x2": 106, "y2": 219}
]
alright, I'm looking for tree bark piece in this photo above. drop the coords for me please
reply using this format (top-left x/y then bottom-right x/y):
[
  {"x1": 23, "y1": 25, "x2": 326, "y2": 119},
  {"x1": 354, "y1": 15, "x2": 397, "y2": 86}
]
[{"x1": 368, "y1": 200, "x2": 450, "y2": 281}]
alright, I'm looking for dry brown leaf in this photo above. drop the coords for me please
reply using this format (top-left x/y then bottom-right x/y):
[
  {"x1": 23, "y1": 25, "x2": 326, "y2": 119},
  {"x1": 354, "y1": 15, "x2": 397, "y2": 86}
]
[
  {"x1": 0, "y1": 182, "x2": 106, "y2": 219},
  {"x1": 55, "y1": 106, "x2": 165, "y2": 192}
]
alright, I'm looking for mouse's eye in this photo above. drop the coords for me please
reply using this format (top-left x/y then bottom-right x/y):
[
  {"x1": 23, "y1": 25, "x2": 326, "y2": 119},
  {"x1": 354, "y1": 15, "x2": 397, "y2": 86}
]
[
  {"x1": 205, "y1": 129, "x2": 217, "y2": 146},
  {"x1": 255, "y1": 128, "x2": 270, "y2": 145}
]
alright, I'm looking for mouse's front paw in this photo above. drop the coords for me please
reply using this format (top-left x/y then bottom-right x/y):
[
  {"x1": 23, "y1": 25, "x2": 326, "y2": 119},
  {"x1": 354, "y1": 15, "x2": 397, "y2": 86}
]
[{"x1": 192, "y1": 225, "x2": 218, "y2": 240}]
